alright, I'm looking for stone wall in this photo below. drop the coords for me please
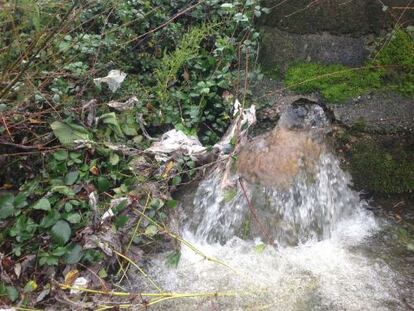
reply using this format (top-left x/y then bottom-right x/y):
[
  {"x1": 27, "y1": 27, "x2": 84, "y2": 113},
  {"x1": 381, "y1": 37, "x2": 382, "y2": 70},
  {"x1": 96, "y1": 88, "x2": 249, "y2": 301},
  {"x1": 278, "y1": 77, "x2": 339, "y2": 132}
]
[
  {"x1": 258, "y1": 0, "x2": 414, "y2": 70},
  {"x1": 259, "y1": 0, "x2": 414, "y2": 36}
]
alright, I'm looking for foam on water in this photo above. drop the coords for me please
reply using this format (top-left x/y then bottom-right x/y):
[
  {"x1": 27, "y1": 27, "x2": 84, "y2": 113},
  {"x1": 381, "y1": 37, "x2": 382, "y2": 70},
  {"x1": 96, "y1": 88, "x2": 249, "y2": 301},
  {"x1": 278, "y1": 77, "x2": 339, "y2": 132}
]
[
  {"x1": 141, "y1": 210, "x2": 402, "y2": 310},
  {"x1": 131, "y1": 158, "x2": 405, "y2": 310}
]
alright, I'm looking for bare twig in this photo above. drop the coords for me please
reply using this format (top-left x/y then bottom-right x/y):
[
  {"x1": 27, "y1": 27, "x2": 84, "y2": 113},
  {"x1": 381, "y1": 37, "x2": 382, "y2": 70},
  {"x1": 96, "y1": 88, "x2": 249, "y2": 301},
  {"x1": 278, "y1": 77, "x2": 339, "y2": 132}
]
[
  {"x1": 123, "y1": 0, "x2": 205, "y2": 45},
  {"x1": 238, "y1": 178, "x2": 275, "y2": 246},
  {"x1": 0, "y1": 1, "x2": 79, "y2": 99}
]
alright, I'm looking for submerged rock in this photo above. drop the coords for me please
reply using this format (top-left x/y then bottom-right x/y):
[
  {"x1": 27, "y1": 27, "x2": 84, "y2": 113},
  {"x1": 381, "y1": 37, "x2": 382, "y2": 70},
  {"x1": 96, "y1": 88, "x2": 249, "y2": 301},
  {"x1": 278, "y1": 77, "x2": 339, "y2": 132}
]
[{"x1": 237, "y1": 128, "x2": 322, "y2": 189}]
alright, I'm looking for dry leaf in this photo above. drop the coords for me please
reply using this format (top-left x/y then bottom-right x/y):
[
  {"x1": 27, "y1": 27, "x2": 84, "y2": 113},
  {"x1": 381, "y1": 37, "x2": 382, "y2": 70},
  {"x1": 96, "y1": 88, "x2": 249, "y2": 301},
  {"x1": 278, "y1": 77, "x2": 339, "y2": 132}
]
[
  {"x1": 64, "y1": 269, "x2": 80, "y2": 286},
  {"x1": 89, "y1": 166, "x2": 99, "y2": 176},
  {"x1": 162, "y1": 161, "x2": 175, "y2": 178}
]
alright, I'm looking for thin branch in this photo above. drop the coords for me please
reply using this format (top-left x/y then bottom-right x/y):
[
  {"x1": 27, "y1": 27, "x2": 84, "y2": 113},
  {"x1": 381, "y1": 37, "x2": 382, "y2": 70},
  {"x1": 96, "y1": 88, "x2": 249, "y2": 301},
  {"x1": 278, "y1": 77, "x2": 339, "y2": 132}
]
[
  {"x1": 0, "y1": 1, "x2": 79, "y2": 99},
  {"x1": 123, "y1": 0, "x2": 205, "y2": 45}
]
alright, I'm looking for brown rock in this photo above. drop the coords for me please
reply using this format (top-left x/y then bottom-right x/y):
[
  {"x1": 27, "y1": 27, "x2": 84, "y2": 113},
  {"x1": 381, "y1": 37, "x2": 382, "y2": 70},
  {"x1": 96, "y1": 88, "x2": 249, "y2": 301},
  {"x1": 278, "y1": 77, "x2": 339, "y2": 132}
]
[{"x1": 237, "y1": 127, "x2": 322, "y2": 188}]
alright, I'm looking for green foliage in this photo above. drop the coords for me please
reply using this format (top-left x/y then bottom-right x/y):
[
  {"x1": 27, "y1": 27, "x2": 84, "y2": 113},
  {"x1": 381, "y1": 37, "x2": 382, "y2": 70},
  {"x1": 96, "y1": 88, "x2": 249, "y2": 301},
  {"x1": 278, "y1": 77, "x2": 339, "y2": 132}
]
[
  {"x1": 284, "y1": 28, "x2": 414, "y2": 102},
  {"x1": 0, "y1": 0, "x2": 264, "y2": 303},
  {"x1": 372, "y1": 28, "x2": 414, "y2": 96},
  {"x1": 155, "y1": 24, "x2": 210, "y2": 104},
  {"x1": 0, "y1": 282, "x2": 19, "y2": 302},
  {"x1": 349, "y1": 141, "x2": 414, "y2": 194},
  {"x1": 285, "y1": 63, "x2": 382, "y2": 102},
  {"x1": 50, "y1": 121, "x2": 91, "y2": 146}
]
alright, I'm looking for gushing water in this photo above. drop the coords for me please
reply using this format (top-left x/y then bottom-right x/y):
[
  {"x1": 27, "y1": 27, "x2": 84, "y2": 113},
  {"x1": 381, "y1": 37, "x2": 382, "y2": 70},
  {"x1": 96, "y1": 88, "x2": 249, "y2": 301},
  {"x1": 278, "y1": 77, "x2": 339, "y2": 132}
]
[
  {"x1": 131, "y1": 103, "x2": 413, "y2": 310},
  {"x1": 189, "y1": 152, "x2": 360, "y2": 246}
]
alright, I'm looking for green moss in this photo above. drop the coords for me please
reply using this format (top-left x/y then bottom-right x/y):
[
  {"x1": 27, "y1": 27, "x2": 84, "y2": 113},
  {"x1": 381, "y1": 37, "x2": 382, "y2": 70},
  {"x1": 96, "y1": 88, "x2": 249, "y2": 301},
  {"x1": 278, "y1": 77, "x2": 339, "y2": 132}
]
[
  {"x1": 284, "y1": 63, "x2": 382, "y2": 102},
  {"x1": 349, "y1": 141, "x2": 414, "y2": 194},
  {"x1": 284, "y1": 28, "x2": 414, "y2": 102},
  {"x1": 372, "y1": 28, "x2": 414, "y2": 96}
]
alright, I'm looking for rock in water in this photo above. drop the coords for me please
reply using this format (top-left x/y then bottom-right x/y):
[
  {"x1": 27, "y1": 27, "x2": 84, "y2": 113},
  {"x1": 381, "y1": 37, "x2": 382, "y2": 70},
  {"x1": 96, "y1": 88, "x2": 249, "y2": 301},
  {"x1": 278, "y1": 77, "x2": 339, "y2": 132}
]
[{"x1": 237, "y1": 102, "x2": 328, "y2": 189}]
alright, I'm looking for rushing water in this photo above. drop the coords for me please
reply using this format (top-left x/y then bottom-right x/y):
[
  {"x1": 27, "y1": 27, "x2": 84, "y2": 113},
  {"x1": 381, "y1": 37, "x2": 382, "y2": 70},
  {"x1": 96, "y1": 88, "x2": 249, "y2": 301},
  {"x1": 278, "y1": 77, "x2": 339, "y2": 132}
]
[{"x1": 130, "y1": 103, "x2": 414, "y2": 310}]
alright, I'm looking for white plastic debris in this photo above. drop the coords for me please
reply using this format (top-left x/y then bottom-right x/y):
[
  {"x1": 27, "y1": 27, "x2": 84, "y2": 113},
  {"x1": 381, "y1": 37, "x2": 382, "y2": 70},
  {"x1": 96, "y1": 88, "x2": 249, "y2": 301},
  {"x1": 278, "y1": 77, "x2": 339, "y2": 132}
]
[
  {"x1": 145, "y1": 100, "x2": 256, "y2": 163},
  {"x1": 93, "y1": 70, "x2": 127, "y2": 93},
  {"x1": 101, "y1": 197, "x2": 132, "y2": 223},
  {"x1": 88, "y1": 191, "x2": 98, "y2": 211},
  {"x1": 232, "y1": 98, "x2": 241, "y2": 116},
  {"x1": 101, "y1": 209, "x2": 114, "y2": 222},
  {"x1": 107, "y1": 96, "x2": 138, "y2": 111},
  {"x1": 146, "y1": 129, "x2": 206, "y2": 162},
  {"x1": 70, "y1": 277, "x2": 89, "y2": 294}
]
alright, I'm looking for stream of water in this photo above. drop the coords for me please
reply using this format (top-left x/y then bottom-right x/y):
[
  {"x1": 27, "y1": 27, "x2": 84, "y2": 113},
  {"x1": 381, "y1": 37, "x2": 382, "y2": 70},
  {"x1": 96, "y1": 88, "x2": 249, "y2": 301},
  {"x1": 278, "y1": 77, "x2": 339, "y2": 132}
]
[{"x1": 131, "y1": 104, "x2": 414, "y2": 310}]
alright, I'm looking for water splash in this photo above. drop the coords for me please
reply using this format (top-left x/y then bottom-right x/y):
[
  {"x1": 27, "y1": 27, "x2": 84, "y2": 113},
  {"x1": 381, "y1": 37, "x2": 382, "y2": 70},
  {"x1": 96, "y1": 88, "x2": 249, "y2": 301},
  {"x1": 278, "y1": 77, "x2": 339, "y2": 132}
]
[
  {"x1": 187, "y1": 151, "x2": 364, "y2": 246},
  {"x1": 129, "y1": 103, "x2": 412, "y2": 310}
]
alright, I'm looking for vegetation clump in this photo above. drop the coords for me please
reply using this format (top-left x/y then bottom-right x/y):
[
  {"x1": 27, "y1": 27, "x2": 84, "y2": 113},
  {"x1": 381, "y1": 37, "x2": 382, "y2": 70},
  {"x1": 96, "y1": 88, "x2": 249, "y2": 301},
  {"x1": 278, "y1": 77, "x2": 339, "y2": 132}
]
[
  {"x1": 284, "y1": 63, "x2": 382, "y2": 102},
  {"x1": 348, "y1": 139, "x2": 414, "y2": 194},
  {"x1": 284, "y1": 28, "x2": 414, "y2": 102},
  {"x1": 0, "y1": 0, "x2": 266, "y2": 307}
]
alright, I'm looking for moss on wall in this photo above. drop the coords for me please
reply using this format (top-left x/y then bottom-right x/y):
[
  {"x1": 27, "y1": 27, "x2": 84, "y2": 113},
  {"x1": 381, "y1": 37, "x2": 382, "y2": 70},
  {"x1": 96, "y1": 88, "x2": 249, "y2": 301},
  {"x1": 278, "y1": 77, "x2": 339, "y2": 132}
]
[
  {"x1": 283, "y1": 28, "x2": 414, "y2": 103},
  {"x1": 336, "y1": 134, "x2": 414, "y2": 194},
  {"x1": 284, "y1": 63, "x2": 382, "y2": 102}
]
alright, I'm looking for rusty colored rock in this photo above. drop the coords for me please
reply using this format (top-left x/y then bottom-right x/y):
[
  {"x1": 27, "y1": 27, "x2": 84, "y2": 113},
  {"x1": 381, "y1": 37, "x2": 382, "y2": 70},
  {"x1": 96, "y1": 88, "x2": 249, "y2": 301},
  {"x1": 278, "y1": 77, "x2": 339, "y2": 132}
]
[{"x1": 237, "y1": 127, "x2": 322, "y2": 188}]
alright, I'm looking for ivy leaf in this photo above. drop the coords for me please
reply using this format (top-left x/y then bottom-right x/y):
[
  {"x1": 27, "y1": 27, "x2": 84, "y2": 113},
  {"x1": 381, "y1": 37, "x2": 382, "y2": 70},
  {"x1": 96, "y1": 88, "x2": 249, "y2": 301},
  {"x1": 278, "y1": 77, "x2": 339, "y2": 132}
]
[
  {"x1": 172, "y1": 176, "x2": 181, "y2": 186},
  {"x1": 13, "y1": 193, "x2": 28, "y2": 209},
  {"x1": 65, "y1": 244, "x2": 83, "y2": 264},
  {"x1": 220, "y1": 3, "x2": 234, "y2": 9},
  {"x1": 52, "y1": 150, "x2": 68, "y2": 161},
  {"x1": 165, "y1": 199, "x2": 177, "y2": 208},
  {"x1": 166, "y1": 250, "x2": 181, "y2": 268},
  {"x1": 97, "y1": 177, "x2": 110, "y2": 192},
  {"x1": 51, "y1": 220, "x2": 71, "y2": 245},
  {"x1": 51, "y1": 121, "x2": 90, "y2": 146},
  {"x1": 65, "y1": 213, "x2": 81, "y2": 224},
  {"x1": 6, "y1": 286, "x2": 19, "y2": 302},
  {"x1": 150, "y1": 198, "x2": 164, "y2": 210},
  {"x1": 255, "y1": 243, "x2": 266, "y2": 253},
  {"x1": 121, "y1": 124, "x2": 138, "y2": 136},
  {"x1": 33, "y1": 198, "x2": 51, "y2": 211},
  {"x1": 98, "y1": 269, "x2": 107, "y2": 278},
  {"x1": 64, "y1": 171, "x2": 79, "y2": 185},
  {"x1": 52, "y1": 246, "x2": 67, "y2": 256},
  {"x1": 109, "y1": 153, "x2": 120, "y2": 165},
  {"x1": 40, "y1": 210, "x2": 61, "y2": 228},
  {"x1": 223, "y1": 188, "x2": 237, "y2": 203},
  {"x1": 50, "y1": 185, "x2": 75, "y2": 197},
  {"x1": 114, "y1": 215, "x2": 129, "y2": 229},
  {"x1": 0, "y1": 193, "x2": 15, "y2": 219},
  {"x1": 99, "y1": 112, "x2": 124, "y2": 137}
]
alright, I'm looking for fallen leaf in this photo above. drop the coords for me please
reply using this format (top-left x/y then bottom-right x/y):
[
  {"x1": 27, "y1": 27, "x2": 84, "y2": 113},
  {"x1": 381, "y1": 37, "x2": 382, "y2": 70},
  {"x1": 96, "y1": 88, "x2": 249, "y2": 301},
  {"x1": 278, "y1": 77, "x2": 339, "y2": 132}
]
[
  {"x1": 14, "y1": 263, "x2": 21, "y2": 278},
  {"x1": 89, "y1": 166, "x2": 99, "y2": 176},
  {"x1": 28, "y1": 118, "x2": 45, "y2": 124},
  {"x1": 0, "y1": 183, "x2": 13, "y2": 190},
  {"x1": 36, "y1": 284, "x2": 50, "y2": 303},
  {"x1": 64, "y1": 269, "x2": 80, "y2": 286},
  {"x1": 162, "y1": 161, "x2": 175, "y2": 178}
]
